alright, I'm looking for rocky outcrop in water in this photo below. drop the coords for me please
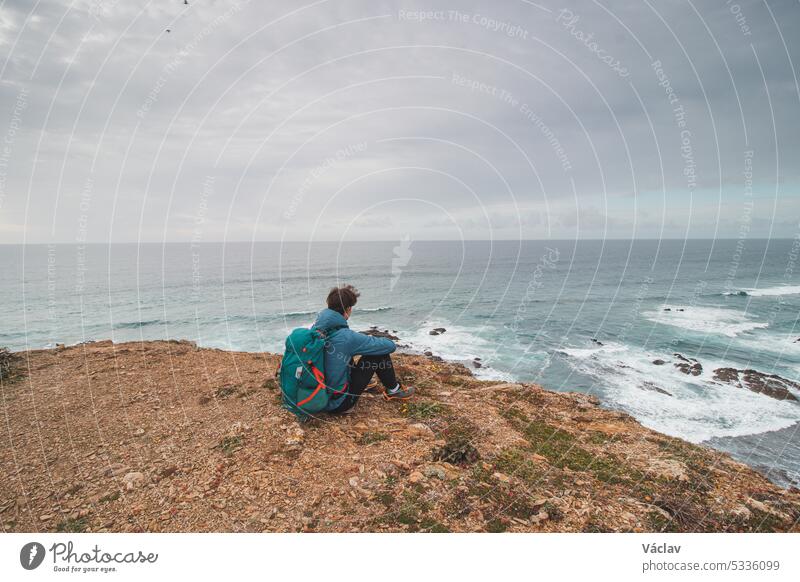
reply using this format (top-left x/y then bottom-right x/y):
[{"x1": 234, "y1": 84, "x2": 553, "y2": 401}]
[
  {"x1": 713, "y1": 368, "x2": 799, "y2": 402},
  {"x1": 673, "y1": 353, "x2": 703, "y2": 376},
  {"x1": 361, "y1": 327, "x2": 400, "y2": 341},
  {"x1": 429, "y1": 327, "x2": 447, "y2": 336}
]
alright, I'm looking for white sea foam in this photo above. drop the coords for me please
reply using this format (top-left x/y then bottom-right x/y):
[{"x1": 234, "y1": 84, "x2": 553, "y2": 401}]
[
  {"x1": 560, "y1": 342, "x2": 800, "y2": 443},
  {"x1": 559, "y1": 344, "x2": 627, "y2": 359},
  {"x1": 278, "y1": 305, "x2": 391, "y2": 318},
  {"x1": 399, "y1": 321, "x2": 516, "y2": 382},
  {"x1": 643, "y1": 306, "x2": 768, "y2": 337},
  {"x1": 743, "y1": 285, "x2": 800, "y2": 297}
]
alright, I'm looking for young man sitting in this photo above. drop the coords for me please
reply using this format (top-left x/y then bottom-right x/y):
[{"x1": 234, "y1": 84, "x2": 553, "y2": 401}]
[{"x1": 312, "y1": 284, "x2": 414, "y2": 414}]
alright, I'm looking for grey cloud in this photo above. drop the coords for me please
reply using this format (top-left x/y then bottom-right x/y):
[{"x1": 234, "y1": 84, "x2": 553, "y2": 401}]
[{"x1": 0, "y1": 0, "x2": 798, "y2": 242}]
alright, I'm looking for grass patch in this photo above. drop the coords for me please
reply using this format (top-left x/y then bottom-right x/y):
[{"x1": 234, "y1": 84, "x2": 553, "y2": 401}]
[
  {"x1": 541, "y1": 501, "x2": 563, "y2": 522},
  {"x1": 215, "y1": 385, "x2": 238, "y2": 399},
  {"x1": 432, "y1": 435, "x2": 479, "y2": 466},
  {"x1": 220, "y1": 435, "x2": 243, "y2": 455},
  {"x1": 377, "y1": 489, "x2": 435, "y2": 532},
  {"x1": 502, "y1": 406, "x2": 530, "y2": 424},
  {"x1": 0, "y1": 347, "x2": 23, "y2": 383},
  {"x1": 466, "y1": 458, "x2": 544, "y2": 522},
  {"x1": 582, "y1": 519, "x2": 608, "y2": 533},
  {"x1": 648, "y1": 490, "x2": 710, "y2": 532},
  {"x1": 431, "y1": 416, "x2": 480, "y2": 466},
  {"x1": 402, "y1": 401, "x2": 446, "y2": 420},
  {"x1": 503, "y1": 413, "x2": 641, "y2": 485},
  {"x1": 376, "y1": 490, "x2": 396, "y2": 507},
  {"x1": 99, "y1": 491, "x2": 120, "y2": 504},
  {"x1": 494, "y1": 448, "x2": 542, "y2": 483},
  {"x1": 357, "y1": 431, "x2": 389, "y2": 445},
  {"x1": 419, "y1": 518, "x2": 450, "y2": 533},
  {"x1": 440, "y1": 374, "x2": 469, "y2": 387},
  {"x1": 57, "y1": 517, "x2": 88, "y2": 533},
  {"x1": 486, "y1": 518, "x2": 507, "y2": 533},
  {"x1": 587, "y1": 431, "x2": 613, "y2": 445},
  {"x1": 746, "y1": 509, "x2": 788, "y2": 533}
]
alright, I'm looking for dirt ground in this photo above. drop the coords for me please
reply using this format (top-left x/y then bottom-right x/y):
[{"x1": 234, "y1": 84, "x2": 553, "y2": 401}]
[{"x1": 1, "y1": 340, "x2": 798, "y2": 532}]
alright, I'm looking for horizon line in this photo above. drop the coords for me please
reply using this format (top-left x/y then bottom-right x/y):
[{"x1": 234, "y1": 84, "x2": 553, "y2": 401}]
[{"x1": 0, "y1": 238, "x2": 797, "y2": 245}]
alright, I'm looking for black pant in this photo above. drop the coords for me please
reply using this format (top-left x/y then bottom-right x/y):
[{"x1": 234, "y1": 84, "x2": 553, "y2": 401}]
[{"x1": 330, "y1": 354, "x2": 398, "y2": 413}]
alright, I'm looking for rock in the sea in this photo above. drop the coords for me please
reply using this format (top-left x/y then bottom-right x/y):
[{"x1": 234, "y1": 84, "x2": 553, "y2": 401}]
[
  {"x1": 713, "y1": 368, "x2": 799, "y2": 401},
  {"x1": 673, "y1": 353, "x2": 702, "y2": 376},
  {"x1": 362, "y1": 327, "x2": 399, "y2": 341},
  {"x1": 429, "y1": 327, "x2": 447, "y2": 336},
  {"x1": 591, "y1": 338, "x2": 603, "y2": 346},
  {"x1": 641, "y1": 381, "x2": 672, "y2": 396},
  {"x1": 652, "y1": 359, "x2": 666, "y2": 366},
  {"x1": 473, "y1": 359, "x2": 482, "y2": 369}
]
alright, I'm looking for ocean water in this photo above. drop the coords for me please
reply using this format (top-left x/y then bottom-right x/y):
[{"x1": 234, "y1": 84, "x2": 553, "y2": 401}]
[{"x1": 2, "y1": 240, "x2": 799, "y2": 486}]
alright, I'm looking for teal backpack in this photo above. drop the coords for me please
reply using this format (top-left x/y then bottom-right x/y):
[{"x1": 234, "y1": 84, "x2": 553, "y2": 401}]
[{"x1": 279, "y1": 325, "x2": 345, "y2": 420}]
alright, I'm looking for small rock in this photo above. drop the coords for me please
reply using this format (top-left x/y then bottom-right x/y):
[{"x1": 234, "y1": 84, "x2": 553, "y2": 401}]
[
  {"x1": 122, "y1": 471, "x2": 145, "y2": 490},
  {"x1": 422, "y1": 465, "x2": 447, "y2": 480},
  {"x1": 492, "y1": 472, "x2": 512, "y2": 484},
  {"x1": 105, "y1": 463, "x2": 129, "y2": 477},
  {"x1": 39, "y1": 514, "x2": 53, "y2": 521},
  {"x1": 348, "y1": 477, "x2": 360, "y2": 488},
  {"x1": 645, "y1": 459, "x2": 688, "y2": 482},
  {"x1": 134, "y1": 428, "x2": 145, "y2": 436},
  {"x1": 652, "y1": 359, "x2": 666, "y2": 366},
  {"x1": 746, "y1": 498, "x2": 770, "y2": 513},
  {"x1": 391, "y1": 459, "x2": 411, "y2": 471},
  {"x1": 406, "y1": 423, "x2": 435, "y2": 439},
  {"x1": 731, "y1": 505, "x2": 752, "y2": 521},
  {"x1": 673, "y1": 353, "x2": 703, "y2": 376},
  {"x1": 408, "y1": 471, "x2": 425, "y2": 484}
]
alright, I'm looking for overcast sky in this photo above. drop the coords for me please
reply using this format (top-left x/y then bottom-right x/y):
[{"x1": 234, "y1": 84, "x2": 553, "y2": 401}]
[{"x1": 0, "y1": 0, "x2": 798, "y2": 242}]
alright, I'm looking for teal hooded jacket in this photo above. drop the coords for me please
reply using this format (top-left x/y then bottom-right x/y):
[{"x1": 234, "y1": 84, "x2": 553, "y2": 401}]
[{"x1": 311, "y1": 308, "x2": 396, "y2": 410}]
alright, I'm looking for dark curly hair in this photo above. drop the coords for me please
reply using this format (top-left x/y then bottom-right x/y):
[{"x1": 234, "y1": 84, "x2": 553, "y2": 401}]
[{"x1": 326, "y1": 284, "x2": 360, "y2": 315}]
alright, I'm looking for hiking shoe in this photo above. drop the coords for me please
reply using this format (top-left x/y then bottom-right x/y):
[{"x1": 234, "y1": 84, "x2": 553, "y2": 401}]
[
  {"x1": 363, "y1": 380, "x2": 381, "y2": 394},
  {"x1": 383, "y1": 384, "x2": 415, "y2": 401}
]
